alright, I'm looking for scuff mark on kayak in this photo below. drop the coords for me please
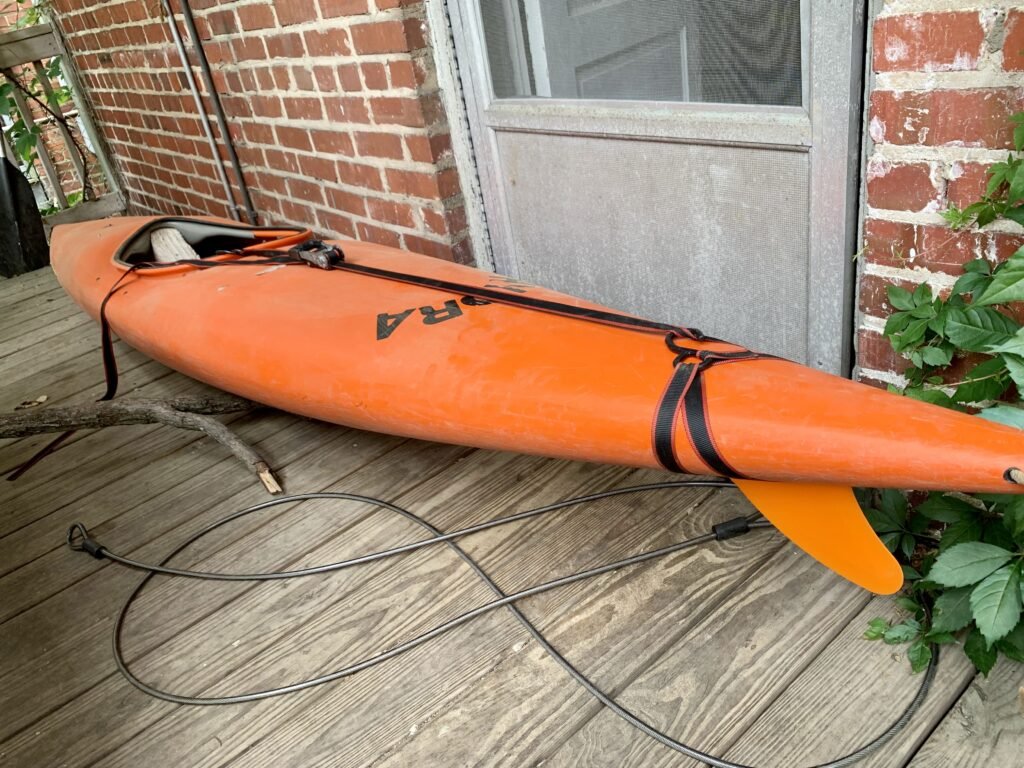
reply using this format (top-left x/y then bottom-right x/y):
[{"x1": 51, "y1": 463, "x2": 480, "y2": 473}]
[{"x1": 256, "y1": 264, "x2": 287, "y2": 276}]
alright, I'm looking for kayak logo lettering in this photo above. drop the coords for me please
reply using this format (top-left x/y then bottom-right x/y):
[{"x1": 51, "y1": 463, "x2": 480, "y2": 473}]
[
  {"x1": 375, "y1": 277, "x2": 534, "y2": 340},
  {"x1": 376, "y1": 298, "x2": 474, "y2": 340}
]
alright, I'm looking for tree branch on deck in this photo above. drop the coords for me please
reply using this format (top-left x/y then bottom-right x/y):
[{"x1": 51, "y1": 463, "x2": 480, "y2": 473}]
[{"x1": 2, "y1": 396, "x2": 283, "y2": 494}]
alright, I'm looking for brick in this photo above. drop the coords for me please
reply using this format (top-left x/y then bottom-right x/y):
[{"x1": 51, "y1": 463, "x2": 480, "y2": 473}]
[
  {"x1": 354, "y1": 130, "x2": 404, "y2": 159},
  {"x1": 864, "y1": 218, "x2": 993, "y2": 274},
  {"x1": 231, "y1": 35, "x2": 267, "y2": 61},
  {"x1": 404, "y1": 234, "x2": 453, "y2": 261},
  {"x1": 296, "y1": 154, "x2": 339, "y2": 181},
  {"x1": 337, "y1": 64, "x2": 362, "y2": 91},
  {"x1": 421, "y1": 207, "x2": 445, "y2": 235},
  {"x1": 325, "y1": 186, "x2": 367, "y2": 216},
  {"x1": 292, "y1": 66, "x2": 315, "y2": 91},
  {"x1": 370, "y1": 96, "x2": 425, "y2": 127},
  {"x1": 946, "y1": 162, "x2": 990, "y2": 208},
  {"x1": 872, "y1": 12, "x2": 984, "y2": 72},
  {"x1": 385, "y1": 168, "x2": 439, "y2": 199},
  {"x1": 267, "y1": 33, "x2": 305, "y2": 59},
  {"x1": 856, "y1": 329, "x2": 909, "y2": 375},
  {"x1": 275, "y1": 0, "x2": 316, "y2": 26},
  {"x1": 350, "y1": 20, "x2": 410, "y2": 54},
  {"x1": 858, "y1": 273, "x2": 921, "y2": 317},
  {"x1": 237, "y1": 4, "x2": 276, "y2": 31},
  {"x1": 865, "y1": 160, "x2": 939, "y2": 211},
  {"x1": 361, "y1": 62, "x2": 388, "y2": 90},
  {"x1": 388, "y1": 60, "x2": 417, "y2": 89},
  {"x1": 316, "y1": 209, "x2": 356, "y2": 238},
  {"x1": 309, "y1": 129, "x2": 355, "y2": 156},
  {"x1": 283, "y1": 96, "x2": 324, "y2": 121},
  {"x1": 367, "y1": 198, "x2": 415, "y2": 227},
  {"x1": 305, "y1": 28, "x2": 351, "y2": 57},
  {"x1": 319, "y1": 0, "x2": 369, "y2": 18},
  {"x1": 275, "y1": 125, "x2": 314, "y2": 153},
  {"x1": 1004, "y1": 10, "x2": 1024, "y2": 71},
  {"x1": 358, "y1": 221, "x2": 402, "y2": 248},
  {"x1": 337, "y1": 160, "x2": 384, "y2": 191},
  {"x1": 287, "y1": 177, "x2": 326, "y2": 205},
  {"x1": 324, "y1": 95, "x2": 370, "y2": 123},
  {"x1": 205, "y1": 10, "x2": 237, "y2": 36},
  {"x1": 870, "y1": 89, "x2": 1023, "y2": 148}
]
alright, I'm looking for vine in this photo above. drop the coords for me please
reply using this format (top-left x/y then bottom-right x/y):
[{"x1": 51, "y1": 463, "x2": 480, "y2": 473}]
[{"x1": 865, "y1": 112, "x2": 1024, "y2": 675}]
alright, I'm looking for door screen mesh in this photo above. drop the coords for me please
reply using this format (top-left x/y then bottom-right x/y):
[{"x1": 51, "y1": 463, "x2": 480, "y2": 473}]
[{"x1": 480, "y1": 0, "x2": 802, "y2": 106}]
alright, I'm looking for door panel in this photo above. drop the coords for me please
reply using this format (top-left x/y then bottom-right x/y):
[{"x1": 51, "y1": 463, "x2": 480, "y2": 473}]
[
  {"x1": 497, "y1": 133, "x2": 810, "y2": 359},
  {"x1": 449, "y1": 0, "x2": 863, "y2": 371}
]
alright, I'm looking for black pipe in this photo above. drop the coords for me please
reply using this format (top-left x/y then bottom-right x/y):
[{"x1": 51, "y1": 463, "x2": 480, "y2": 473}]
[
  {"x1": 176, "y1": 0, "x2": 258, "y2": 225},
  {"x1": 159, "y1": 0, "x2": 240, "y2": 221}
]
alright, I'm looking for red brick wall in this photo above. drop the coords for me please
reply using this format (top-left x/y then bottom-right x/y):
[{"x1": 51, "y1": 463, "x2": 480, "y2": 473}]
[
  {"x1": 857, "y1": 2, "x2": 1024, "y2": 385},
  {"x1": 49, "y1": 0, "x2": 473, "y2": 263}
]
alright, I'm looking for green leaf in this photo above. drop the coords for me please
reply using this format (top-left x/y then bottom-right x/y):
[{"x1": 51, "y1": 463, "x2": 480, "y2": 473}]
[
  {"x1": 1001, "y1": 353, "x2": 1024, "y2": 392},
  {"x1": 1002, "y1": 498, "x2": 1024, "y2": 545},
  {"x1": 977, "y1": 404, "x2": 1024, "y2": 430},
  {"x1": 866, "y1": 507, "x2": 904, "y2": 534},
  {"x1": 921, "y1": 346, "x2": 953, "y2": 367},
  {"x1": 939, "y1": 516, "x2": 984, "y2": 551},
  {"x1": 1015, "y1": 123, "x2": 1024, "y2": 153},
  {"x1": 977, "y1": 259, "x2": 1024, "y2": 305},
  {"x1": 931, "y1": 586, "x2": 975, "y2": 632},
  {"x1": 896, "y1": 596, "x2": 922, "y2": 614},
  {"x1": 928, "y1": 542, "x2": 1014, "y2": 587},
  {"x1": 903, "y1": 387, "x2": 961, "y2": 410},
  {"x1": 1009, "y1": 164, "x2": 1024, "y2": 205},
  {"x1": 883, "y1": 618, "x2": 921, "y2": 644},
  {"x1": 995, "y1": 621, "x2": 1024, "y2": 662},
  {"x1": 907, "y1": 638, "x2": 932, "y2": 673},
  {"x1": 970, "y1": 566, "x2": 1022, "y2": 646},
  {"x1": 952, "y1": 357, "x2": 1009, "y2": 403},
  {"x1": 902, "y1": 565, "x2": 922, "y2": 581},
  {"x1": 917, "y1": 494, "x2": 973, "y2": 523},
  {"x1": 887, "y1": 285, "x2": 916, "y2": 311},
  {"x1": 912, "y1": 282, "x2": 933, "y2": 305},
  {"x1": 879, "y1": 531, "x2": 902, "y2": 553},
  {"x1": 964, "y1": 625, "x2": 998, "y2": 675},
  {"x1": 944, "y1": 307, "x2": 1020, "y2": 352},
  {"x1": 1005, "y1": 205, "x2": 1024, "y2": 228},
  {"x1": 982, "y1": 518, "x2": 1019, "y2": 550},
  {"x1": 892, "y1": 317, "x2": 930, "y2": 351},
  {"x1": 952, "y1": 271, "x2": 993, "y2": 298},
  {"x1": 864, "y1": 617, "x2": 889, "y2": 640},
  {"x1": 964, "y1": 258, "x2": 993, "y2": 276},
  {"x1": 924, "y1": 630, "x2": 957, "y2": 645}
]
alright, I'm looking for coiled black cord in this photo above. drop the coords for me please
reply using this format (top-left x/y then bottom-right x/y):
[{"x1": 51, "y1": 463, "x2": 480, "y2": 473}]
[{"x1": 67, "y1": 480, "x2": 936, "y2": 767}]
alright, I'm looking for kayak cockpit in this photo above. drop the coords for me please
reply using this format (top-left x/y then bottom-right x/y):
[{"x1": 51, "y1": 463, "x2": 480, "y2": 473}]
[{"x1": 116, "y1": 218, "x2": 307, "y2": 266}]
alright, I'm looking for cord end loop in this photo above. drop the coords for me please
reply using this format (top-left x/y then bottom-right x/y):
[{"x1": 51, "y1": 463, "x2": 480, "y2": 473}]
[{"x1": 66, "y1": 523, "x2": 107, "y2": 559}]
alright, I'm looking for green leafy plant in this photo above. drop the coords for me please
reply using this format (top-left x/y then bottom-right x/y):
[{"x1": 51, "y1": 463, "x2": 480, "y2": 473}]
[{"x1": 867, "y1": 112, "x2": 1024, "y2": 675}]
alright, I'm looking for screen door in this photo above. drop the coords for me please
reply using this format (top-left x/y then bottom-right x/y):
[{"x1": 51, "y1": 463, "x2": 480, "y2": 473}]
[{"x1": 446, "y1": 0, "x2": 865, "y2": 371}]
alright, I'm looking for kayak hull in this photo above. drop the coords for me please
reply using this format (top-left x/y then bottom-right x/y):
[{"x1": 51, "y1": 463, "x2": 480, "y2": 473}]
[{"x1": 49, "y1": 216, "x2": 1024, "y2": 495}]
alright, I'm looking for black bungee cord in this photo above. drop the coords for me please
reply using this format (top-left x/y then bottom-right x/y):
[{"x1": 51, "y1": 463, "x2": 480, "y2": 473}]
[{"x1": 67, "y1": 479, "x2": 936, "y2": 768}]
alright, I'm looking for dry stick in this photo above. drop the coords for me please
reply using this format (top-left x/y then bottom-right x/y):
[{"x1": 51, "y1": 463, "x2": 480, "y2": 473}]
[{"x1": 1, "y1": 396, "x2": 283, "y2": 494}]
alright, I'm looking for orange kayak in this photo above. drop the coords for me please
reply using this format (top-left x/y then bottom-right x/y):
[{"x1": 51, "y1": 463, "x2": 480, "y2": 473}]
[{"x1": 49, "y1": 216, "x2": 1024, "y2": 594}]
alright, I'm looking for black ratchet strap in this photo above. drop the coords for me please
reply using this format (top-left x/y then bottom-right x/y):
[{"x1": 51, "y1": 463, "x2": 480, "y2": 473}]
[{"x1": 652, "y1": 335, "x2": 769, "y2": 478}]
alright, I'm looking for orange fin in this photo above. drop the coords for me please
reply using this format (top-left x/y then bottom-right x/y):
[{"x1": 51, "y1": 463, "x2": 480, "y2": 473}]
[{"x1": 733, "y1": 479, "x2": 904, "y2": 595}]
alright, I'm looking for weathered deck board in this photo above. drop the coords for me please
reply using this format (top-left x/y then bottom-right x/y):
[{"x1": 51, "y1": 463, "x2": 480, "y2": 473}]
[{"x1": 1, "y1": 270, "x2": 1019, "y2": 768}]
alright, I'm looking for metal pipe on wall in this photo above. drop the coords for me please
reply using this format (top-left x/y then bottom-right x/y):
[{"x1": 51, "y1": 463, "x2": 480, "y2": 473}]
[
  {"x1": 176, "y1": 0, "x2": 258, "y2": 225},
  {"x1": 159, "y1": 0, "x2": 240, "y2": 221}
]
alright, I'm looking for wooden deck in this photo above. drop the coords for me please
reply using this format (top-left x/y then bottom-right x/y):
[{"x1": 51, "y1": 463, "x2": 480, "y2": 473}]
[{"x1": 1, "y1": 268, "x2": 1021, "y2": 768}]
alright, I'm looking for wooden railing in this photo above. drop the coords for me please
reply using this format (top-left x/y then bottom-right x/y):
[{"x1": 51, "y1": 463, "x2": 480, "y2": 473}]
[{"x1": 0, "y1": 22, "x2": 120, "y2": 217}]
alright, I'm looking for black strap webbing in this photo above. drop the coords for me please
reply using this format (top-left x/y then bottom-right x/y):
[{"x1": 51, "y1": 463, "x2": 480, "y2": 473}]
[
  {"x1": 683, "y1": 366, "x2": 745, "y2": 479},
  {"x1": 652, "y1": 363, "x2": 697, "y2": 474}
]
